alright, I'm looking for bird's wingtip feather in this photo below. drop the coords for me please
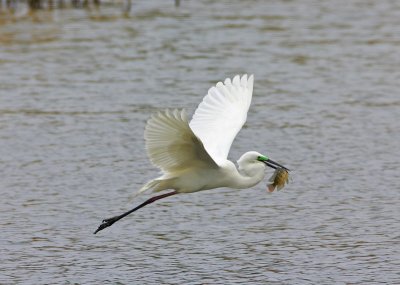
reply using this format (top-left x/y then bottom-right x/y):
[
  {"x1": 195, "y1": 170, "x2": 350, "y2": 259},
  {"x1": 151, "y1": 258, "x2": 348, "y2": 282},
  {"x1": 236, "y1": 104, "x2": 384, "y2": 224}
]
[{"x1": 232, "y1": 75, "x2": 240, "y2": 85}]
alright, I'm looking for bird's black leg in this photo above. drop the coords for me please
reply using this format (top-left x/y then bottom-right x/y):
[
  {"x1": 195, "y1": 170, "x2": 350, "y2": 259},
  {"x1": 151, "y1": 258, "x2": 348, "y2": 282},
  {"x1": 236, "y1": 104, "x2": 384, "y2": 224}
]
[{"x1": 94, "y1": 190, "x2": 177, "y2": 234}]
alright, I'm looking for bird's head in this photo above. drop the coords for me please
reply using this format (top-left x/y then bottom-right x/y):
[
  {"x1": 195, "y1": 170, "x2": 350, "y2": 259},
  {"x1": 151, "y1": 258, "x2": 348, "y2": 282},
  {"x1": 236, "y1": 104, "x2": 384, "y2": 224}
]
[{"x1": 237, "y1": 151, "x2": 289, "y2": 173}]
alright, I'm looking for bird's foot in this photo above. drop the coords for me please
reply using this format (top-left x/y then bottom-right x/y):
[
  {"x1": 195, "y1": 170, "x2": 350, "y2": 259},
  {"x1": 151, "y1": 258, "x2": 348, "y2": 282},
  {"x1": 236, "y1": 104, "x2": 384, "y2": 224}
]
[{"x1": 93, "y1": 216, "x2": 120, "y2": 234}]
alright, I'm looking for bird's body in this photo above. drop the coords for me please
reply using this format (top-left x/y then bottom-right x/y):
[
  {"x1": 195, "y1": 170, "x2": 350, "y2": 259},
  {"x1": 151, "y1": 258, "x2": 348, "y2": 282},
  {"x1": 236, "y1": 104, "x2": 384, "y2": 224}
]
[
  {"x1": 94, "y1": 74, "x2": 289, "y2": 234},
  {"x1": 144, "y1": 154, "x2": 265, "y2": 194},
  {"x1": 138, "y1": 74, "x2": 270, "y2": 195}
]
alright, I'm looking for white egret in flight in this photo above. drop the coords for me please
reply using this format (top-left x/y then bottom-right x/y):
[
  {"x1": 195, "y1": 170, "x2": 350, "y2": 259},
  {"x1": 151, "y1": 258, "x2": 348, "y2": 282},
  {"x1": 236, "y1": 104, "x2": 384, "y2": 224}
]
[{"x1": 94, "y1": 74, "x2": 289, "y2": 234}]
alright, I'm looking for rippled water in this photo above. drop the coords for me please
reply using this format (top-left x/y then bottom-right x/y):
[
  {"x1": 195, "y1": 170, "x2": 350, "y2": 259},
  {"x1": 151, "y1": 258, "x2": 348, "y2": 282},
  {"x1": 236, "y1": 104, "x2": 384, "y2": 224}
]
[{"x1": 1, "y1": 1, "x2": 400, "y2": 284}]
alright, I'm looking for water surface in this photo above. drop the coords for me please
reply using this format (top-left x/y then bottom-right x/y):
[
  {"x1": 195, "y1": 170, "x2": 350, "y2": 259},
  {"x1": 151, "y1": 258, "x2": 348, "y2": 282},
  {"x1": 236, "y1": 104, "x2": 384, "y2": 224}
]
[{"x1": 1, "y1": 1, "x2": 399, "y2": 284}]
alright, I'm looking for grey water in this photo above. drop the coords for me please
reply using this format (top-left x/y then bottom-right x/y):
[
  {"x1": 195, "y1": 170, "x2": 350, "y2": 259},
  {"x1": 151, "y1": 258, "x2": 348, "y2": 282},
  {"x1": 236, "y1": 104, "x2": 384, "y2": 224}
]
[{"x1": 1, "y1": 1, "x2": 399, "y2": 284}]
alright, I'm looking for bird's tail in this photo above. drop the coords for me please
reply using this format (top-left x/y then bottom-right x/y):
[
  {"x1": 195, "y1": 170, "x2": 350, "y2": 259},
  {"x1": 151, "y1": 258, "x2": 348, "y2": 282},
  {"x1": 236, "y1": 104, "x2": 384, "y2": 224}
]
[{"x1": 128, "y1": 179, "x2": 160, "y2": 202}]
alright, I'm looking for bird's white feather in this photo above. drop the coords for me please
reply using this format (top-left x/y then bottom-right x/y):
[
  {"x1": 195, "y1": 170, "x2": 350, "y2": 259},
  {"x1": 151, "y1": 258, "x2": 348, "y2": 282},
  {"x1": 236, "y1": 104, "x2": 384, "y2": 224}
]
[
  {"x1": 145, "y1": 109, "x2": 219, "y2": 174},
  {"x1": 189, "y1": 74, "x2": 254, "y2": 165}
]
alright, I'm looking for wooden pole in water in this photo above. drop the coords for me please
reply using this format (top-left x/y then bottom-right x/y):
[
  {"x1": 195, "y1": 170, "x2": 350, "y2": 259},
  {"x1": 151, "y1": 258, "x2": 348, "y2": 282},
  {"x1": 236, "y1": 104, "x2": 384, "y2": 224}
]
[{"x1": 28, "y1": 0, "x2": 41, "y2": 9}]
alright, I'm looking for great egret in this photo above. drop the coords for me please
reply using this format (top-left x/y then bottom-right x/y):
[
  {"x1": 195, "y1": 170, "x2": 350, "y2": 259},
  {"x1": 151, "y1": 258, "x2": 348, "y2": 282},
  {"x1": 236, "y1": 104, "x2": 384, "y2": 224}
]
[{"x1": 94, "y1": 74, "x2": 289, "y2": 234}]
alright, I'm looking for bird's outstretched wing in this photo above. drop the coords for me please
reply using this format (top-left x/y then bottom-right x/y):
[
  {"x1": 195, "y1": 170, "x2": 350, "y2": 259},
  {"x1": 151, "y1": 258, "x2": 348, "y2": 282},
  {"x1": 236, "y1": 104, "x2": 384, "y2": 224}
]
[
  {"x1": 189, "y1": 74, "x2": 254, "y2": 165},
  {"x1": 145, "y1": 109, "x2": 219, "y2": 173}
]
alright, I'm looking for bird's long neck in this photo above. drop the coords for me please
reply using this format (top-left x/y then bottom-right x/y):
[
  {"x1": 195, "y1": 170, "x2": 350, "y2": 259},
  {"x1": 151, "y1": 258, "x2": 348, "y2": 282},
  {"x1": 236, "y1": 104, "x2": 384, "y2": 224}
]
[{"x1": 229, "y1": 165, "x2": 266, "y2": 189}]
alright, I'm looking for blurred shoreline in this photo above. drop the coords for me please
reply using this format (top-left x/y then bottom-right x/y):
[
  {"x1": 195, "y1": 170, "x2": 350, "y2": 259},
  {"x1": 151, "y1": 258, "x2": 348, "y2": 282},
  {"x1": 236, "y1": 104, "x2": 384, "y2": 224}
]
[{"x1": 0, "y1": 0, "x2": 179, "y2": 18}]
